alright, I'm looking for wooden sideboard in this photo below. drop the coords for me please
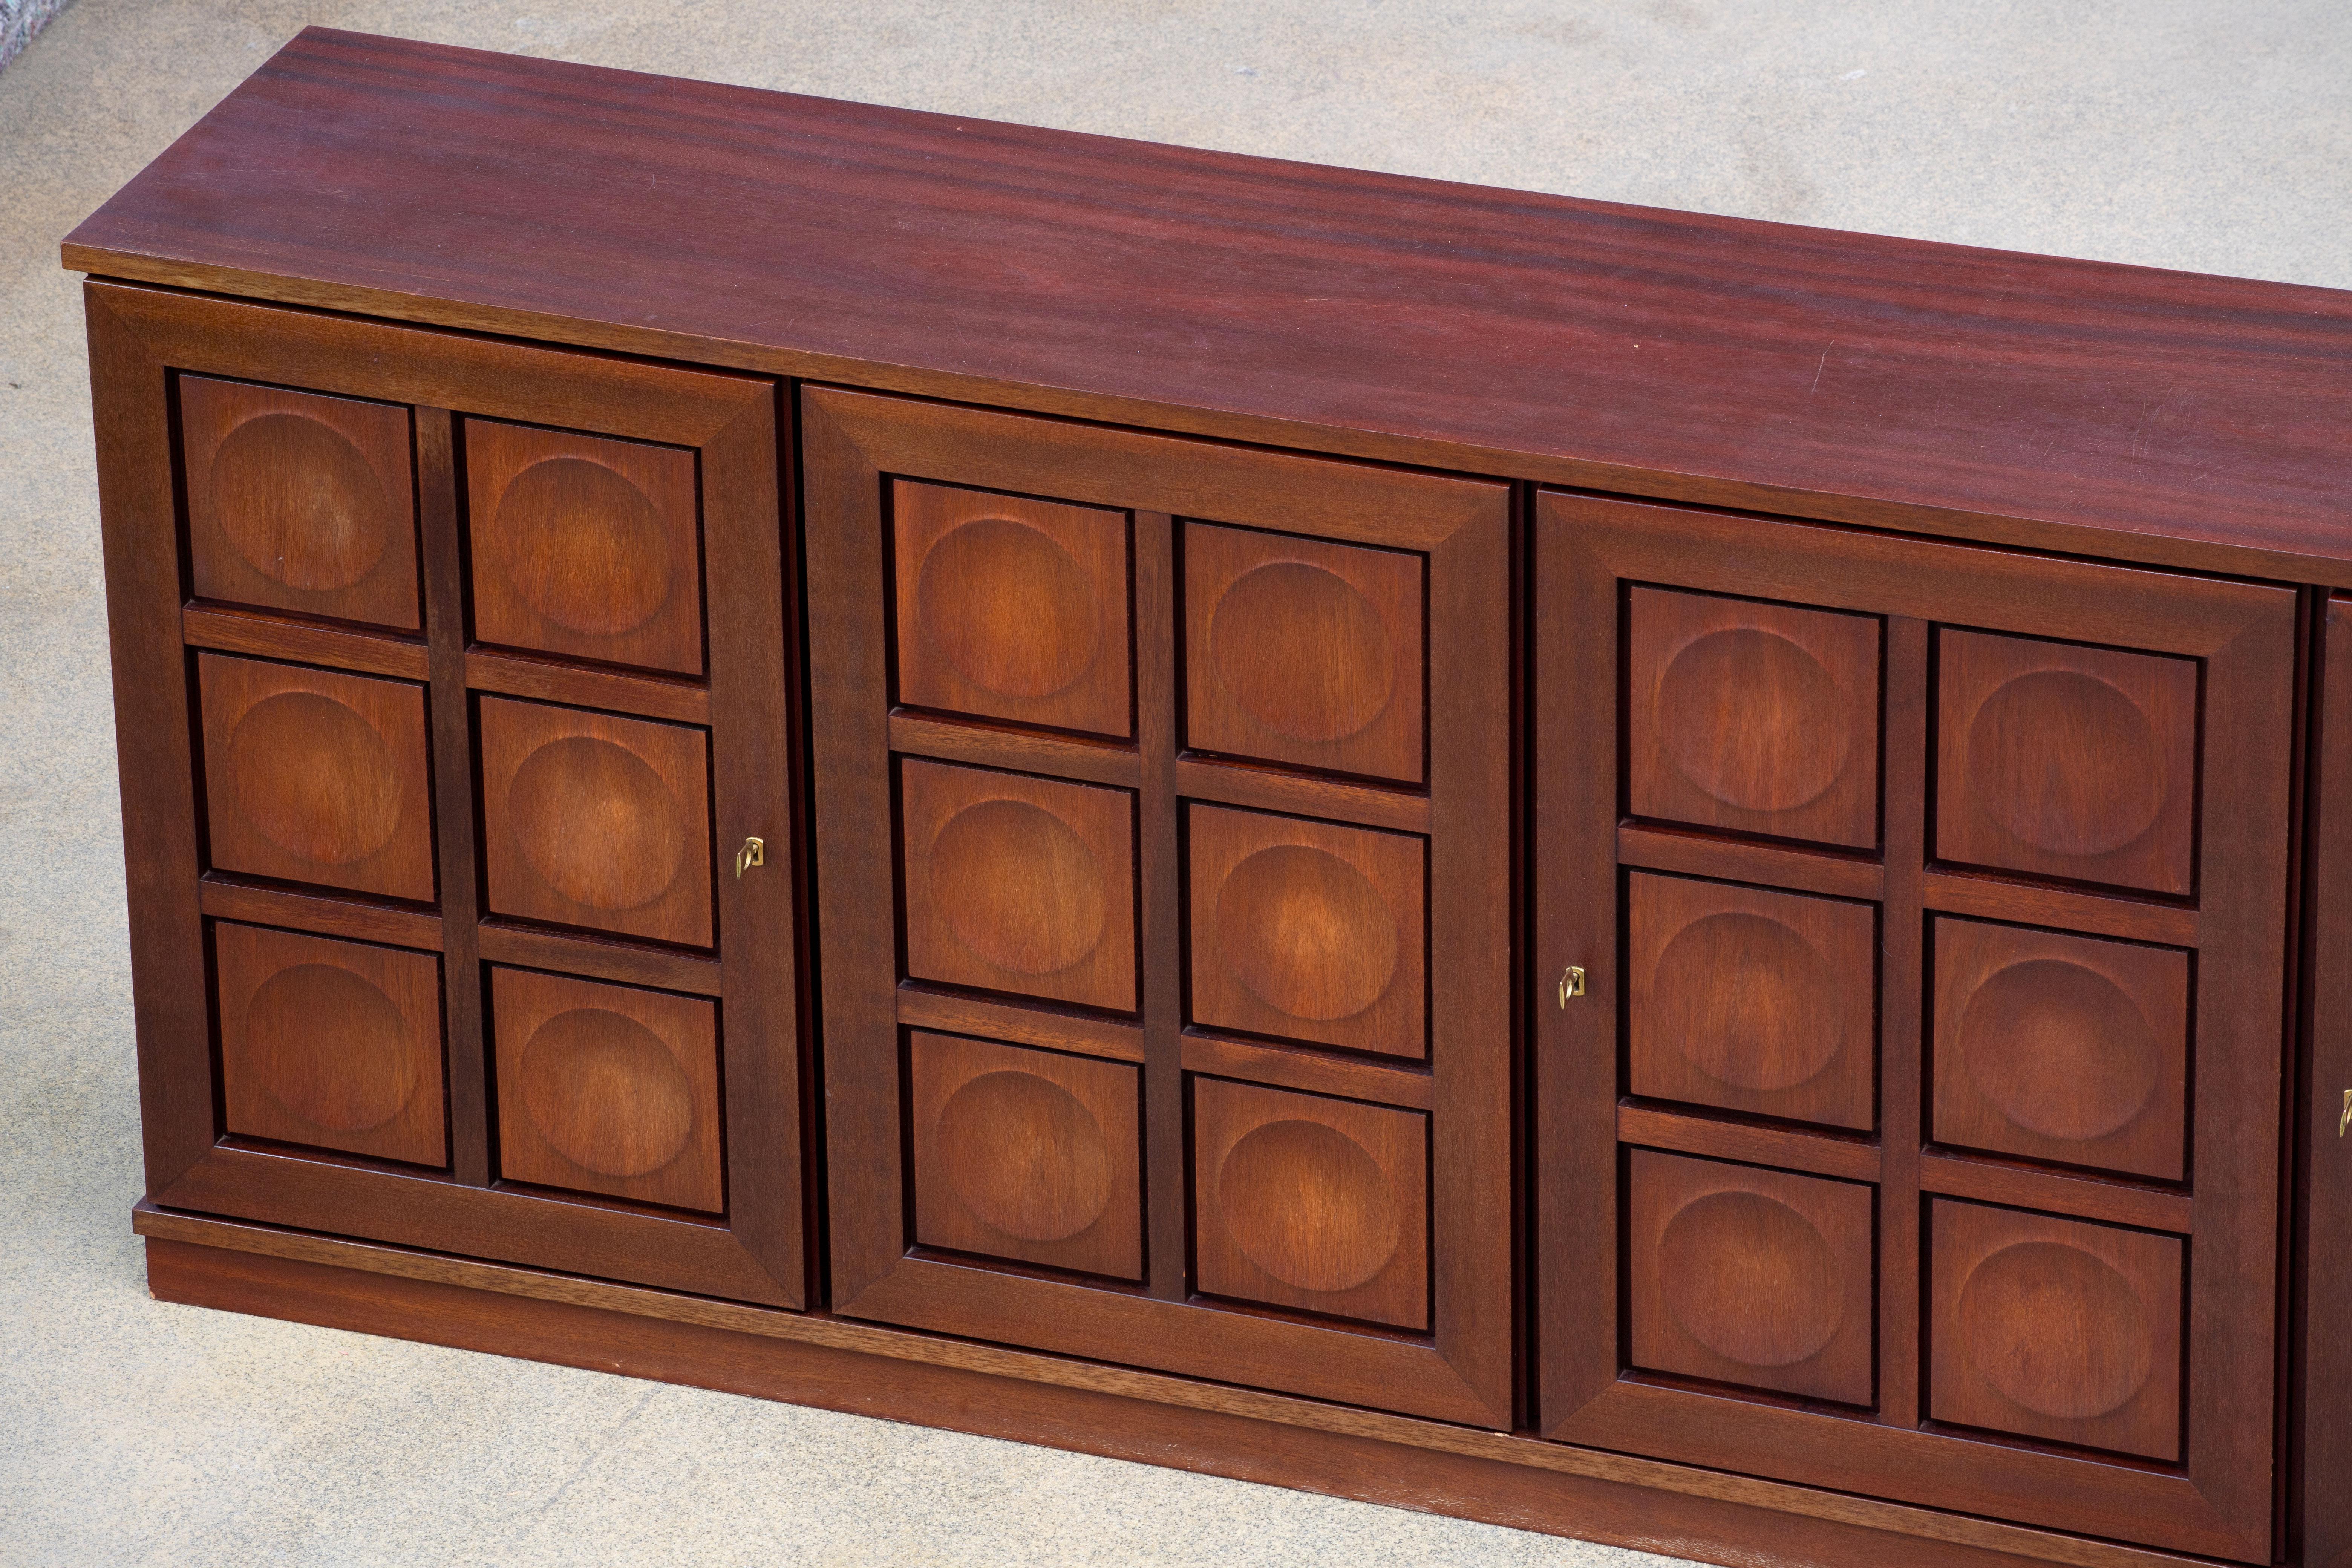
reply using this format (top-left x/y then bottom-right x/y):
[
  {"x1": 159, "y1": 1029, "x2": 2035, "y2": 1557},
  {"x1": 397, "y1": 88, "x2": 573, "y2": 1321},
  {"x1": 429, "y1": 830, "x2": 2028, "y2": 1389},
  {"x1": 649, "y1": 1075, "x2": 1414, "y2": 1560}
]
[{"x1": 66, "y1": 28, "x2": 2352, "y2": 1568}]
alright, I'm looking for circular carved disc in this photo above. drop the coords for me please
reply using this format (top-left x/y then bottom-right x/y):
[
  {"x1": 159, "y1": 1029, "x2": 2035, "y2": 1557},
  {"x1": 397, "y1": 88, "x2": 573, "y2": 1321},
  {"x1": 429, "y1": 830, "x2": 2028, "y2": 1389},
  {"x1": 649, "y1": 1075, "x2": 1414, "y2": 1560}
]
[
  {"x1": 508, "y1": 737, "x2": 687, "y2": 911},
  {"x1": 519, "y1": 1007, "x2": 695, "y2": 1178},
  {"x1": 1216, "y1": 844, "x2": 1399, "y2": 1021},
  {"x1": 1960, "y1": 1240, "x2": 2153, "y2": 1419},
  {"x1": 246, "y1": 963, "x2": 417, "y2": 1133},
  {"x1": 929, "y1": 799, "x2": 1108, "y2": 975},
  {"x1": 1657, "y1": 629, "x2": 1848, "y2": 814},
  {"x1": 1659, "y1": 1190, "x2": 1845, "y2": 1367},
  {"x1": 211, "y1": 413, "x2": 392, "y2": 592},
  {"x1": 1210, "y1": 562, "x2": 1394, "y2": 744},
  {"x1": 491, "y1": 457, "x2": 674, "y2": 637},
  {"x1": 917, "y1": 517, "x2": 1101, "y2": 700},
  {"x1": 1959, "y1": 959, "x2": 2159, "y2": 1142},
  {"x1": 1219, "y1": 1119, "x2": 1399, "y2": 1293},
  {"x1": 1652, "y1": 911, "x2": 1842, "y2": 1092},
  {"x1": 935, "y1": 1069, "x2": 1113, "y2": 1242},
  {"x1": 1970, "y1": 671, "x2": 2166, "y2": 858},
  {"x1": 228, "y1": 692, "x2": 404, "y2": 866}
]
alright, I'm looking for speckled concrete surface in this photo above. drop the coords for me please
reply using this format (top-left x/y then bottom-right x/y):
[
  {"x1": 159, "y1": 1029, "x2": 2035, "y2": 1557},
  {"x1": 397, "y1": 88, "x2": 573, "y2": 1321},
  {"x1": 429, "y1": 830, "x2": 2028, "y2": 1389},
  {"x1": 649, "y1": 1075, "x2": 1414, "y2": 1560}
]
[{"x1": 3, "y1": 5, "x2": 2347, "y2": 1565}]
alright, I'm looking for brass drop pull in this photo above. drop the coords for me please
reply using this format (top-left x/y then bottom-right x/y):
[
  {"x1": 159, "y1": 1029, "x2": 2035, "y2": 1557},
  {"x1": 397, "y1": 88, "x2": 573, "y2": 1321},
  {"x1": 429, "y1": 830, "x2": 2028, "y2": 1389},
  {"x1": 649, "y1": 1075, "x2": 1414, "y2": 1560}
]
[
  {"x1": 734, "y1": 836, "x2": 764, "y2": 879},
  {"x1": 2340, "y1": 1088, "x2": 2350, "y2": 1138},
  {"x1": 1558, "y1": 965, "x2": 1586, "y2": 1008}
]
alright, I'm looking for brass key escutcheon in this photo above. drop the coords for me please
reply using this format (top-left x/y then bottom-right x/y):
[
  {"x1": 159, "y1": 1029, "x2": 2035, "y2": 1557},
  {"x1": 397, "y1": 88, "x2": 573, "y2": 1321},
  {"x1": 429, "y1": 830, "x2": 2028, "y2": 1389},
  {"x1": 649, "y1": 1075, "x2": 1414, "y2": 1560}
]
[
  {"x1": 1558, "y1": 965, "x2": 1585, "y2": 1008},
  {"x1": 735, "y1": 836, "x2": 764, "y2": 879}
]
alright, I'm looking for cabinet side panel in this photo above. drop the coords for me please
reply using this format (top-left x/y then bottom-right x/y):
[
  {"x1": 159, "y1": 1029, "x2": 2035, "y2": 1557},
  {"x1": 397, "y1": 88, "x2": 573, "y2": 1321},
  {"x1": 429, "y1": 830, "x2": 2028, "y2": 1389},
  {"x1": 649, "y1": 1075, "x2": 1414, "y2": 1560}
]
[{"x1": 2301, "y1": 597, "x2": 2352, "y2": 1568}]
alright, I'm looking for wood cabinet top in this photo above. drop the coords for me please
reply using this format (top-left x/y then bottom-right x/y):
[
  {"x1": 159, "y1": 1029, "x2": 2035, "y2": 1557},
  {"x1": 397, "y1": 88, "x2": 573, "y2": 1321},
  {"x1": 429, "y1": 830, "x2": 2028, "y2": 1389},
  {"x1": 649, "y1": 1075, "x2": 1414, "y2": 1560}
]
[{"x1": 65, "y1": 27, "x2": 2352, "y2": 580}]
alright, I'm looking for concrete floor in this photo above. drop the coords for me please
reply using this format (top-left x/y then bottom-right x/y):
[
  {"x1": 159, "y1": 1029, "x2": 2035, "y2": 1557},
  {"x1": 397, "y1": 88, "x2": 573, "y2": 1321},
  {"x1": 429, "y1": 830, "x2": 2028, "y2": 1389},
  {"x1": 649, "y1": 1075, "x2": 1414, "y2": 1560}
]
[{"x1": 4, "y1": 3, "x2": 2348, "y2": 1564}]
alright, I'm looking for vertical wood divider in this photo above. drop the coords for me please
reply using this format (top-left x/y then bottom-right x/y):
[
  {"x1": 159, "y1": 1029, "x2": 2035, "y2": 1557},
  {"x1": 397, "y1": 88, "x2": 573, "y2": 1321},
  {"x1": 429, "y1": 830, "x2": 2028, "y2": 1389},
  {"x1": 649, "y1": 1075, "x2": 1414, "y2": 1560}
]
[
  {"x1": 1877, "y1": 615, "x2": 1929, "y2": 1428},
  {"x1": 415, "y1": 407, "x2": 491, "y2": 1186},
  {"x1": 1135, "y1": 511, "x2": 1188, "y2": 1302}
]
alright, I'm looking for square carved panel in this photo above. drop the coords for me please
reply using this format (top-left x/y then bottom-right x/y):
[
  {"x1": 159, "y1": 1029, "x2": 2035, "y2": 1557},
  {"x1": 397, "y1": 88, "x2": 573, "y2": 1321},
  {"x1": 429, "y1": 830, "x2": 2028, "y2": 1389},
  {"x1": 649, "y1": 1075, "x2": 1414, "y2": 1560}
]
[
  {"x1": 899, "y1": 758, "x2": 1137, "y2": 1012},
  {"x1": 1626, "y1": 588, "x2": 1881, "y2": 849},
  {"x1": 893, "y1": 480, "x2": 1131, "y2": 738},
  {"x1": 1929, "y1": 1200, "x2": 2183, "y2": 1461},
  {"x1": 197, "y1": 652, "x2": 436, "y2": 902},
  {"x1": 1932, "y1": 918, "x2": 2188, "y2": 1181},
  {"x1": 1184, "y1": 522, "x2": 1424, "y2": 784},
  {"x1": 464, "y1": 419, "x2": 704, "y2": 676},
  {"x1": 214, "y1": 922, "x2": 445, "y2": 1165},
  {"x1": 1628, "y1": 873, "x2": 1876, "y2": 1130},
  {"x1": 180, "y1": 375, "x2": 420, "y2": 631},
  {"x1": 1936, "y1": 631, "x2": 2197, "y2": 894},
  {"x1": 1187, "y1": 804, "x2": 1426, "y2": 1059},
  {"x1": 479, "y1": 696, "x2": 714, "y2": 946},
  {"x1": 909, "y1": 1031, "x2": 1142, "y2": 1278},
  {"x1": 490, "y1": 967, "x2": 723, "y2": 1212},
  {"x1": 1626, "y1": 1150, "x2": 1875, "y2": 1405},
  {"x1": 1192, "y1": 1077, "x2": 1428, "y2": 1330}
]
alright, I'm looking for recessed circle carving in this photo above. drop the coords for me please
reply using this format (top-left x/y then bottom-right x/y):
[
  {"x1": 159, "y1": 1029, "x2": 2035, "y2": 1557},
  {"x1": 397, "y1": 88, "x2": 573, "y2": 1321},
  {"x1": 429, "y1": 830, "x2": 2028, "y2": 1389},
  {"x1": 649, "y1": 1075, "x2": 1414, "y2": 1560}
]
[
  {"x1": 1652, "y1": 911, "x2": 1842, "y2": 1092},
  {"x1": 916, "y1": 517, "x2": 1102, "y2": 700},
  {"x1": 518, "y1": 1007, "x2": 694, "y2": 1178},
  {"x1": 1218, "y1": 1118, "x2": 1399, "y2": 1294},
  {"x1": 1970, "y1": 670, "x2": 2167, "y2": 858},
  {"x1": 928, "y1": 799, "x2": 1108, "y2": 975},
  {"x1": 491, "y1": 456, "x2": 674, "y2": 637},
  {"x1": 1659, "y1": 1191, "x2": 1845, "y2": 1368},
  {"x1": 246, "y1": 963, "x2": 417, "y2": 1133},
  {"x1": 1210, "y1": 562, "x2": 1394, "y2": 744},
  {"x1": 1959, "y1": 1240, "x2": 2153, "y2": 1419},
  {"x1": 211, "y1": 412, "x2": 392, "y2": 592},
  {"x1": 1216, "y1": 845, "x2": 1399, "y2": 1022},
  {"x1": 1657, "y1": 629, "x2": 1848, "y2": 813},
  {"x1": 507, "y1": 737, "x2": 686, "y2": 912},
  {"x1": 1959, "y1": 959, "x2": 2159, "y2": 1142},
  {"x1": 935, "y1": 1069, "x2": 1112, "y2": 1242},
  {"x1": 228, "y1": 691, "x2": 404, "y2": 866}
]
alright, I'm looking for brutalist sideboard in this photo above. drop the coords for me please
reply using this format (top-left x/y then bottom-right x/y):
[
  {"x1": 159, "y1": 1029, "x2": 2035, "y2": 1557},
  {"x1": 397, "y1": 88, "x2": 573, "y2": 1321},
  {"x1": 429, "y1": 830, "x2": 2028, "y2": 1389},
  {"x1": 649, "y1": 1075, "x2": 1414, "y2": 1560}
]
[{"x1": 64, "y1": 28, "x2": 2352, "y2": 1568}]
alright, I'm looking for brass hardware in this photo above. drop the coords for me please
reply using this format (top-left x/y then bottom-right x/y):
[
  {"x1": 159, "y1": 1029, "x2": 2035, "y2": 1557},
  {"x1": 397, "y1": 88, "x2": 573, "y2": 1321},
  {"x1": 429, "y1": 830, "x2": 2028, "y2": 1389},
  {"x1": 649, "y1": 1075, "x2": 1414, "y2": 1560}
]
[
  {"x1": 2340, "y1": 1088, "x2": 2350, "y2": 1138},
  {"x1": 734, "y1": 837, "x2": 764, "y2": 879},
  {"x1": 1558, "y1": 965, "x2": 1586, "y2": 1008}
]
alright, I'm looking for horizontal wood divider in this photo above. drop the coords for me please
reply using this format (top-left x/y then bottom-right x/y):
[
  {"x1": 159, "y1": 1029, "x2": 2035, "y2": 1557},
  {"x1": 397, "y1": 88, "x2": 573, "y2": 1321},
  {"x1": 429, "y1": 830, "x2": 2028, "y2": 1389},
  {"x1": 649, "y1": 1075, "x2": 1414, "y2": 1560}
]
[
  {"x1": 183, "y1": 604, "x2": 430, "y2": 681},
  {"x1": 1917, "y1": 1153, "x2": 2194, "y2": 1236},
  {"x1": 135, "y1": 1209, "x2": 2215, "y2": 1568},
  {"x1": 198, "y1": 877, "x2": 444, "y2": 951},
  {"x1": 1180, "y1": 1031, "x2": 1433, "y2": 1111},
  {"x1": 477, "y1": 923, "x2": 723, "y2": 997},
  {"x1": 1920, "y1": 873, "x2": 2197, "y2": 948},
  {"x1": 1616, "y1": 825, "x2": 1883, "y2": 903},
  {"x1": 466, "y1": 650, "x2": 710, "y2": 726},
  {"x1": 1615, "y1": 1103, "x2": 1883, "y2": 1184},
  {"x1": 888, "y1": 712, "x2": 1141, "y2": 789},
  {"x1": 894, "y1": 986, "x2": 1146, "y2": 1063},
  {"x1": 1173, "y1": 758, "x2": 1431, "y2": 835}
]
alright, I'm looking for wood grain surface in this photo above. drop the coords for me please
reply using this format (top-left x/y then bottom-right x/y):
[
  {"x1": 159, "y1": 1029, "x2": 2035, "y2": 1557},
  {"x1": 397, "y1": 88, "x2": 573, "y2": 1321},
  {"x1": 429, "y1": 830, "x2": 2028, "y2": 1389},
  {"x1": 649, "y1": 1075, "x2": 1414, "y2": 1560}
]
[{"x1": 64, "y1": 29, "x2": 2352, "y2": 585}]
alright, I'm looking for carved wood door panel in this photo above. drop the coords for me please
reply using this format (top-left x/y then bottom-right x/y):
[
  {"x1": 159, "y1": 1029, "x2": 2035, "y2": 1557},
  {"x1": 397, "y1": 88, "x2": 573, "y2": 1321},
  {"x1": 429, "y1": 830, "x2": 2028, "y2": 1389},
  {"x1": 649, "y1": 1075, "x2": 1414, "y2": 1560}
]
[
  {"x1": 88, "y1": 284, "x2": 806, "y2": 1306},
  {"x1": 1533, "y1": 492, "x2": 2296, "y2": 1561},
  {"x1": 803, "y1": 387, "x2": 1513, "y2": 1425}
]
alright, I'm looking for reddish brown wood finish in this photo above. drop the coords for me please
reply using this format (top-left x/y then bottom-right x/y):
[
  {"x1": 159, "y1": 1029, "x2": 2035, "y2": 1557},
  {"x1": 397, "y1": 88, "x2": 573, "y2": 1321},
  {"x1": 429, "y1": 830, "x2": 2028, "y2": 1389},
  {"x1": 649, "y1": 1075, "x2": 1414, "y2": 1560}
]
[
  {"x1": 196, "y1": 653, "x2": 437, "y2": 902},
  {"x1": 1927, "y1": 1200, "x2": 2185, "y2": 1462},
  {"x1": 1627, "y1": 588, "x2": 1881, "y2": 850},
  {"x1": 66, "y1": 30, "x2": 2352, "y2": 589},
  {"x1": 1184, "y1": 524, "x2": 1424, "y2": 784},
  {"x1": 898, "y1": 758, "x2": 1137, "y2": 1012},
  {"x1": 1186, "y1": 803, "x2": 1426, "y2": 1060},
  {"x1": 1627, "y1": 873, "x2": 1877, "y2": 1130},
  {"x1": 85, "y1": 284, "x2": 804, "y2": 1308},
  {"x1": 908, "y1": 1032, "x2": 1143, "y2": 1280},
  {"x1": 490, "y1": 967, "x2": 723, "y2": 1213},
  {"x1": 180, "y1": 376, "x2": 420, "y2": 630},
  {"x1": 1536, "y1": 491, "x2": 2296, "y2": 1561},
  {"x1": 1626, "y1": 1151, "x2": 1876, "y2": 1406},
  {"x1": 1930, "y1": 918, "x2": 2189, "y2": 1181},
  {"x1": 214, "y1": 922, "x2": 447, "y2": 1166},
  {"x1": 893, "y1": 481, "x2": 1132, "y2": 739},
  {"x1": 464, "y1": 418, "x2": 705, "y2": 676},
  {"x1": 478, "y1": 696, "x2": 715, "y2": 948},
  {"x1": 802, "y1": 386, "x2": 1511, "y2": 1425}
]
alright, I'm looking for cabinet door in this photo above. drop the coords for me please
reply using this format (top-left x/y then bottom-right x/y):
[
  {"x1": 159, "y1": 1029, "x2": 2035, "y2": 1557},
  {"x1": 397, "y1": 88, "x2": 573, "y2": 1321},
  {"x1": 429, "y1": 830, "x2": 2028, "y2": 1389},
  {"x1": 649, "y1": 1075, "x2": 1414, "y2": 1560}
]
[
  {"x1": 1534, "y1": 492, "x2": 2294, "y2": 1561},
  {"x1": 89, "y1": 283, "x2": 806, "y2": 1305},
  {"x1": 803, "y1": 387, "x2": 1513, "y2": 1424}
]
